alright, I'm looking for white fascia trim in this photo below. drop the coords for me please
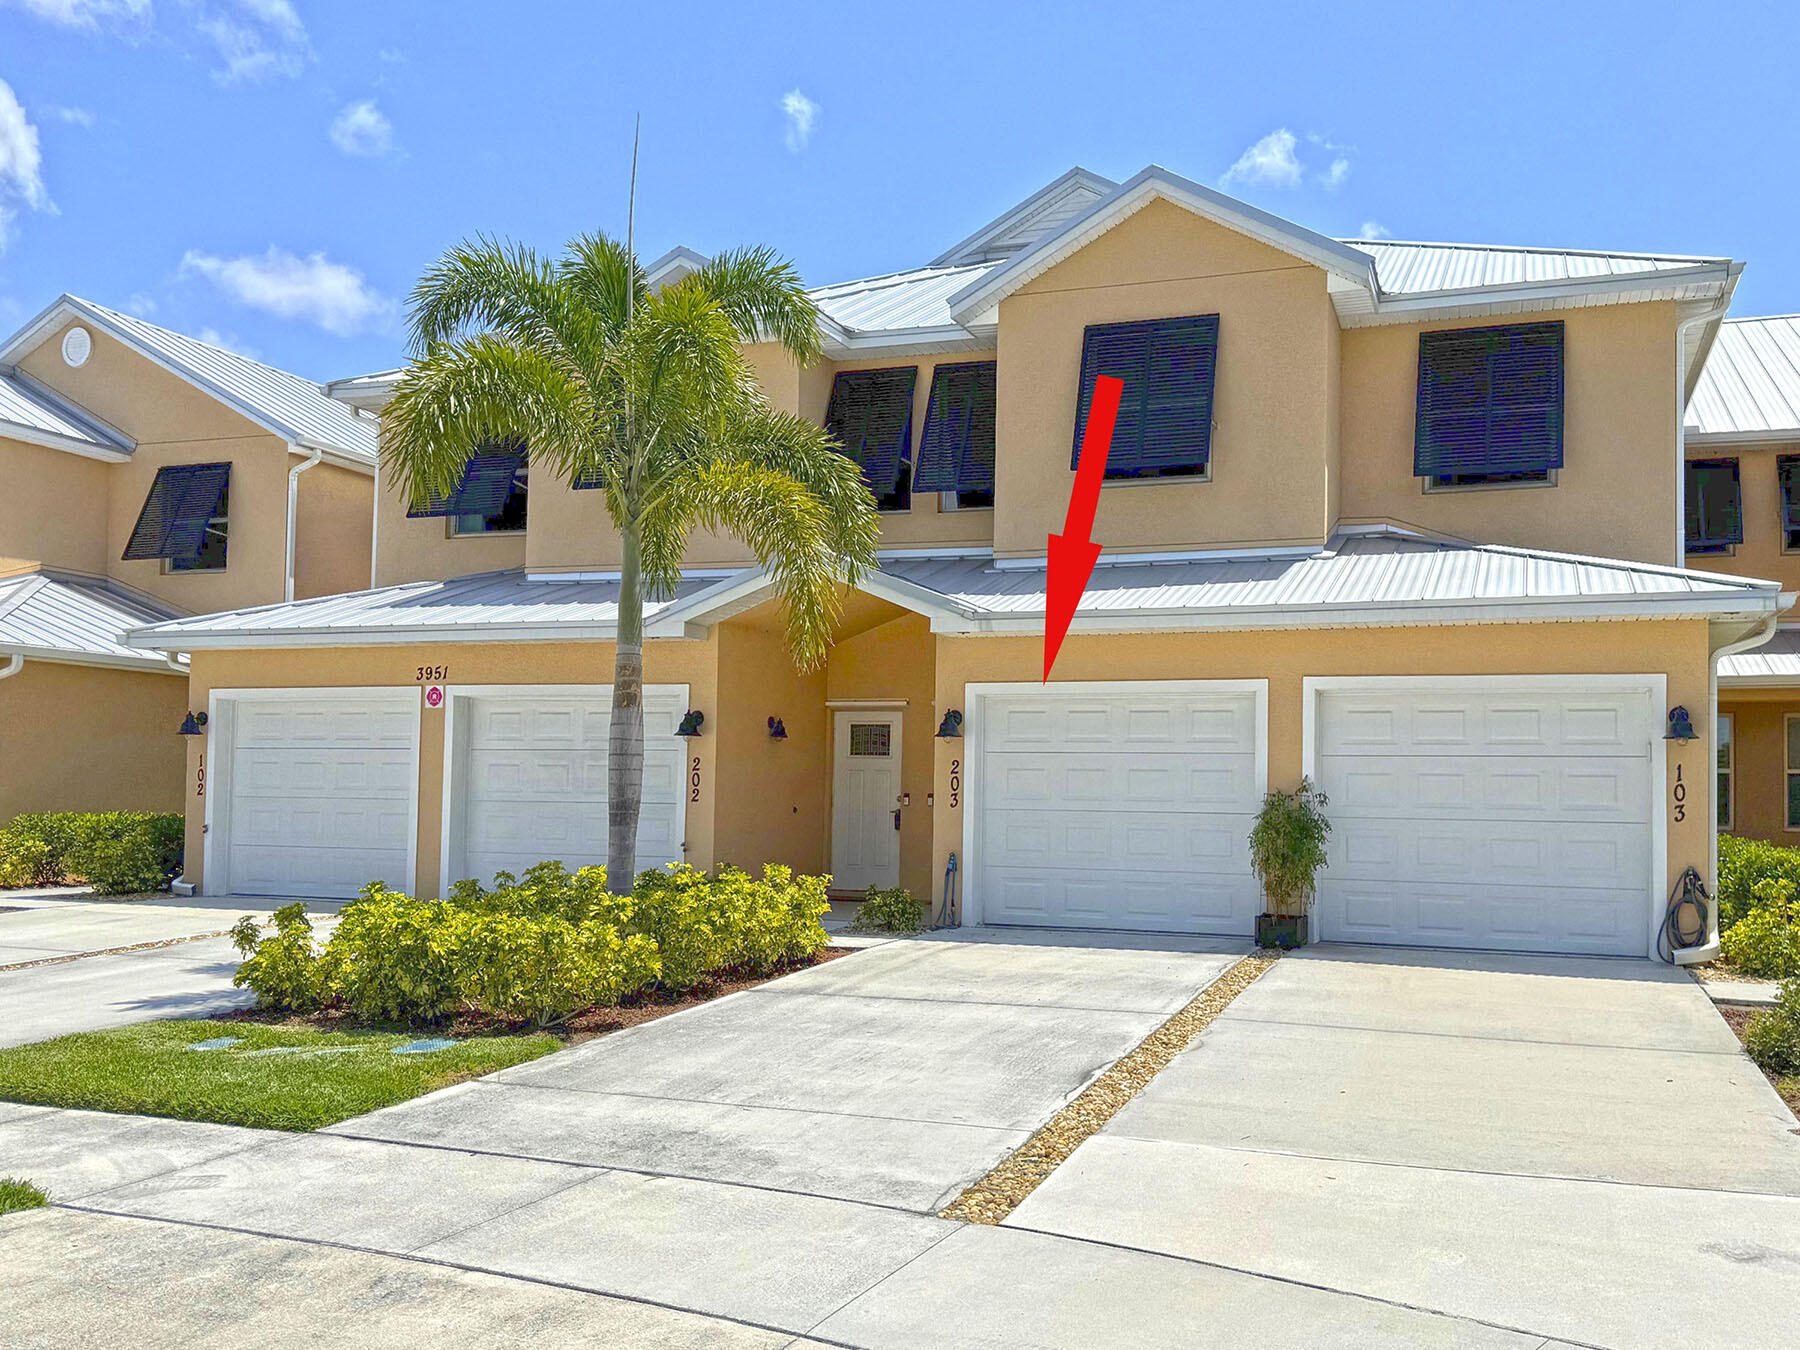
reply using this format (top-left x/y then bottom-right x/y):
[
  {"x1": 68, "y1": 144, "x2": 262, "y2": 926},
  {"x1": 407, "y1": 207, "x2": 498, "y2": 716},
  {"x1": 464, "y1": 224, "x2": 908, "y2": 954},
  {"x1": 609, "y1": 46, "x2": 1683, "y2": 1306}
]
[
  {"x1": 643, "y1": 564, "x2": 975, "y2": 636},
  {"x1": 930, "y1": 167, "x2": 1119, "y2": 267},
  {"x1": 1340, "y1": 264, "x2": 1739, "y2": 330},
  {"x1": 948, "y1": 165, "x2": 1380, "y2": 327},
  {"x1": 0, "y1": 367, "x2": 136, "y2": 458},
  {"x1": 0, "y1": 419, "x2": 133, "y2": 461},
  {"x1": 0, "y1": 641, "x2": 183, "y2": 673},
  {"x1": 525, "y1": 568, "x2": 745, "y2": 583},
  {"x1": 1718, "y1": 672, "x2": 1800, "y2": 687},
  {"x1": 816, "y1": 323, "x2": 990, "y2": 359},
  {"x1": 126, "y1": 620, "x2": 634, "y2": 651},
  {"x1": 1683, "y1": 428, "x2": 1800, "y2": 446},
  {"x1": 989, "y1": 542, "x2": 1326, "y2": 570}
]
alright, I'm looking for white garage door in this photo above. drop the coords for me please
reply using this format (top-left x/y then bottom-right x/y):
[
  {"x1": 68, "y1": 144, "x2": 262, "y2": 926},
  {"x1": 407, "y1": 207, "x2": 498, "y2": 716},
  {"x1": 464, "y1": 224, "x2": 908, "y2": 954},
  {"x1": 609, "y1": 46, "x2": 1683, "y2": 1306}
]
[
  {"x1": 971, "y1": 684, "x2": 1264, "y2": 934},
  {"x1": 1313, "y1": 681, "x2": 1656, "y2": 957},
  {"x1": 448, "y1": 688, "x2": 687, "y2": 888},
  {"x1": 217, "y1": 693, "x2": 417, "y2": 898}
]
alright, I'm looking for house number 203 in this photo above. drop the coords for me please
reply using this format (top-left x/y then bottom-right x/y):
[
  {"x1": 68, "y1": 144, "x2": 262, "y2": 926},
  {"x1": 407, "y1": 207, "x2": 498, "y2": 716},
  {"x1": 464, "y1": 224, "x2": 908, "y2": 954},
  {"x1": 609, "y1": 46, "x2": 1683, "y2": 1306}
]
[
  {"x1": 1672, "y1": 763, "x2": 1686, "y2": 824},
  {"x1": 948, "y1": 758, "x2": 961, "y2": 809}
]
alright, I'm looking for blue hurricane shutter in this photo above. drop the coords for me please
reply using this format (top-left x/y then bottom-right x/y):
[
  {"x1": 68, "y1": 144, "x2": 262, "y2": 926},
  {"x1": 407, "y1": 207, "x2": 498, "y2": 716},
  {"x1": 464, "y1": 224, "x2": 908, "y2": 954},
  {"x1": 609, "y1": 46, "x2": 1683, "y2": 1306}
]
[
  {"x1": 913, "y1": 361, "x2": 997, "y2": 493},
  {"x1": 1780, "y1": 457, "x2": 1800, "y2": 535},
  {"x1": 1072, "y1": 315, "x2": 1218, "y2": 473},
  {"x1": 825, "y1": 368, "x2": 916, "y2": 494},
  {"x1": 1685, "y1": 458, "x2": 1743, "y2": 547},
  {"x1": 1414, "y1": 322, "x2": 1564, "y2": 476},
  {"x1": 406, "y1": 444, "x2": 527, "y2": 517},
  {"x1": 122, "y1": 462, "x2": 231, "y2": 561},
  {"x1": 572, "y1": 465, "x2": 605, "y2": 490}
]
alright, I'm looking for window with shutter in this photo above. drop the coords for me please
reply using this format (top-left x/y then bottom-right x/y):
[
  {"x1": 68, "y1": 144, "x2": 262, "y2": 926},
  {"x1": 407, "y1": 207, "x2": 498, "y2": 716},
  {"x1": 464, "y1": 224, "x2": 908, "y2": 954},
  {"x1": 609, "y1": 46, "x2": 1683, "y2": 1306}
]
[
  {"x1": 1684, "y1": 458, "x2": 1742, "y2": 554},
  {"x1": 122, "y1": 463, "x2": 231, "y2": 566},
  {"x1": 1780, "y1": 456, "x2": 1800, "y2": 552},
  {"x1": 405, "y1": 444, "x2": 529, "y2": 534},
  {"x1": 825, "y1": 367, "x2": 917, "y2": 510},
  {"x1": 913, "y1": 361, "x2": 997, "y2": 501},
  {"x1": 1414, "y1": 322, "x2": 1564, "y2": 484},
  {"x1": 1071, "y1": 315, "x2": 1218, "y2": 478}
]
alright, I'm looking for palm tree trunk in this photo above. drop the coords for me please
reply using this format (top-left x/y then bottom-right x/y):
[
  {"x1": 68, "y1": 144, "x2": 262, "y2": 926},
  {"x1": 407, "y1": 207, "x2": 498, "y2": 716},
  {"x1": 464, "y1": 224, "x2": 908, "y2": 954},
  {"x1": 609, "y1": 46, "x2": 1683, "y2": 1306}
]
[{"x1": 608, "y1": 519, "x2": 646, "y2": 896}]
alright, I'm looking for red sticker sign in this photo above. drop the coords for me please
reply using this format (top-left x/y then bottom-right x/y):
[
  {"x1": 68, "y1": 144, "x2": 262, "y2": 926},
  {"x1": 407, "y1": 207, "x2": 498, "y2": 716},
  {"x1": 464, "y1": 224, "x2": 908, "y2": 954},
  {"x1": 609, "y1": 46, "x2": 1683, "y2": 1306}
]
[{"x1": 424, "y1": 685, "x2": 445, "y2": 710}]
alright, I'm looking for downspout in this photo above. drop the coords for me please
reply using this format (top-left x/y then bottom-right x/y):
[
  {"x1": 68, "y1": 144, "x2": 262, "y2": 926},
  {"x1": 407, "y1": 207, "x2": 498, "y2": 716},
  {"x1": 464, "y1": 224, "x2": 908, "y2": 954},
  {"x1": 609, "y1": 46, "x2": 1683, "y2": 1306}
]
[
  {"x1": 0, "y1": 653, "x2": 22, "y2": 682},
  {"x1": 162, "y1": 647, "x2": 197, "y2": 896},
  {"x1": 285, "y1": 444, "x2": 323, "y2": 603}
]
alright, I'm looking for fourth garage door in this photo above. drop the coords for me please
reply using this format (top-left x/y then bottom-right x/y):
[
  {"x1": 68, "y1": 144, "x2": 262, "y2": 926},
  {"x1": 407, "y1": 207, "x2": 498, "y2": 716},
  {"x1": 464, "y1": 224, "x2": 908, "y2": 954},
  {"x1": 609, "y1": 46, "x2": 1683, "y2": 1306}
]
[
  {"x1": 970, "y1": 684, "x2": 1264, "y2": 935},
  {"x1": 1312, "y1": 681, "x2": 1657, "y2": 957}
]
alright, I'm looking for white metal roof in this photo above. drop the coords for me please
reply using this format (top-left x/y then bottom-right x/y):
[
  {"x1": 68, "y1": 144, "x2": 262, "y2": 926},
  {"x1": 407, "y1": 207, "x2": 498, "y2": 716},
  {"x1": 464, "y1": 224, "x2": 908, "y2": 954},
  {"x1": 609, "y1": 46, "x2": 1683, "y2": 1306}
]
[
  {"x1": 0, "y1": 296, "x2": 379, "y2": 469},
  {"x1": 124, "y1": 531, "x2": 1782, "y2": 651},
  {"x1": 0, "y1": 570, "x2": 184, "y2": 671},
  {"x1": 811, "y1": 263, "x2": 1000, "y2": 336},
  {"x1": 1719, "y1": 625, "x2": 1800, "y2": 685},
  {"x1": 1685, "y1": 315, "x2": 1800, "y2": 441},
  {"x1": 1346, "y1": 240, "x2": 1725, "y2": 297},
  {"x1": 0, "y1": 370, "x2": 132, "y2": 458},
  {"x1": 931, "y1": 167, "x2": 1119, "y2": 267}
]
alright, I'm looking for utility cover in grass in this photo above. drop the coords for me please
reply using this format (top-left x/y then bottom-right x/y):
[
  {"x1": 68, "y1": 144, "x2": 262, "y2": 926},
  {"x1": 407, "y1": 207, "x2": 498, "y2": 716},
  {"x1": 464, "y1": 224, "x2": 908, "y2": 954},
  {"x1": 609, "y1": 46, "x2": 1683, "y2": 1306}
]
[{"x1": 0, "y1": 1020, "x2": 558, "y2": 1132}]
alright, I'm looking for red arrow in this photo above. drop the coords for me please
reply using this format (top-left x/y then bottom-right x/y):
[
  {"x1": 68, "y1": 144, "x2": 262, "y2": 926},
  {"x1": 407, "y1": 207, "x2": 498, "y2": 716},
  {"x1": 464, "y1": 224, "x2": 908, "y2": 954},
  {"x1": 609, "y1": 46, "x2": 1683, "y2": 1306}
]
[{"x1": 1044, "y1": 374, "x2": 1123, "y2": 682}]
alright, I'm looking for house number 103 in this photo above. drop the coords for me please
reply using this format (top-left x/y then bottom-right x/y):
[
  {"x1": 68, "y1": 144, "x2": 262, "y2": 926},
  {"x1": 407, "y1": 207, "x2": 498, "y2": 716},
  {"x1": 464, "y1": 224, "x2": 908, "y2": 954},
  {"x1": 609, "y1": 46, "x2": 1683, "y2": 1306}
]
[{"x1": 1672, "y1": 764, "x2": 1686, "y2": 824}]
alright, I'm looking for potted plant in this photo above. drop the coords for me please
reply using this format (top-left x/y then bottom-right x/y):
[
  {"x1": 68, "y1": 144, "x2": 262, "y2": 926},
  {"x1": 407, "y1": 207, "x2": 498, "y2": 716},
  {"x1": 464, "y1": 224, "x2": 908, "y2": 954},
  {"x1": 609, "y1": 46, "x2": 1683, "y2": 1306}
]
[{"x1": 1248, "y1": 778, "x2": 1331, "y2": 949}]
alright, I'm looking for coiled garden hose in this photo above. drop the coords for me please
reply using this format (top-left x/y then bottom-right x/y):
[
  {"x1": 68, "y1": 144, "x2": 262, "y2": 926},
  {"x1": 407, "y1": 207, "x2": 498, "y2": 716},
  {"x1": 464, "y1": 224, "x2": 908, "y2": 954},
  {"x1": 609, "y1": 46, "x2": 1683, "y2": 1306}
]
[{"x1": 1659, "y1": 866, "x2": 1713, "y2": 963}]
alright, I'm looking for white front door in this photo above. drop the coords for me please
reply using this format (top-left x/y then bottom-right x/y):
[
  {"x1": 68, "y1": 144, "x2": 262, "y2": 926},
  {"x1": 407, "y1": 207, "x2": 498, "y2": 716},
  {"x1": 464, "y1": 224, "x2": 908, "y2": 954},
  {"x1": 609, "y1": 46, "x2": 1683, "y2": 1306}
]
[
  {"x1": 967, "y1": 683, "x2": 1265, "y2": 934},
  {"x1": 446, "y1": 687, "x2": 688, "y2": 889},
  {"x1": 1311, "y1": 679, "x2": 1658, "y2": 956},
  {"x1": 211, "y1": 690, "x2": 418, "y2": 899},
  {"x1": 831, "y1": 711, "x2": 902, "y2": 892}
]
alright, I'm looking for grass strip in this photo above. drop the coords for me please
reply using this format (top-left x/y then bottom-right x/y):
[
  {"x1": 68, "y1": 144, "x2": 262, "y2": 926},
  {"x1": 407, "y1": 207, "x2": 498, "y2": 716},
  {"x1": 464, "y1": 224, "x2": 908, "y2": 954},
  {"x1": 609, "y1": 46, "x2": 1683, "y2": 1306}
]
[
  {"x1": 0, "y1": 1019, "x2": 558, "y2": 1132},
  {"x1": 940, "y1": 951, "x2": 1279, "y2": 1224},
  {"x1": 0, "y1": 1177, "x2": 48, "y2": 1215}
]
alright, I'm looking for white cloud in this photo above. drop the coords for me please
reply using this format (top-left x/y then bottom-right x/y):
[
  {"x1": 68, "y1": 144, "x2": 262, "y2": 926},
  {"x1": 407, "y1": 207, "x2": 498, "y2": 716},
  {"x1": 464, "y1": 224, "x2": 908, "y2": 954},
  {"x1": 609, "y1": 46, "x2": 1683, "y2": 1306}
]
[
  {"x1": 3, "y1": 0, "x2": 151, "y2": 32},
  {"x1": 125, "y1": 291, "x2": 157, "y2": 315},
  {"x1": 377, "y1": 47, "x2": 404, "y2": 64},
  {"x1": 328, "y1": 99, "x2": 392, "y2": 157},
  {"x1": 780, "y1": 88, "x2": 818, "y2": 152},
  {"x1": 43, "y1": 104, "x2": 96, "y2": 126},
  {"x1": 0, "y1": 78, "x2": 54, "y2": 251},
  {"x1": 188, "y1": 0, "x2": 311, "y2": 84},
  {"x1": 194, "y1": 325, "x2": 258, "y2": 360},
  {"x1": 1221, "y1": 128, "x2": 1302, "y2": 189},
  {"x1": 1321, "y1": 156, "x2": 1350, "y2": 189},
  {"x1": 179, "y1": 246, "x2": 393, "y2": 336},
  {"x1": 1358, "y1": 220, "x2": 1390, "y2": 241}
]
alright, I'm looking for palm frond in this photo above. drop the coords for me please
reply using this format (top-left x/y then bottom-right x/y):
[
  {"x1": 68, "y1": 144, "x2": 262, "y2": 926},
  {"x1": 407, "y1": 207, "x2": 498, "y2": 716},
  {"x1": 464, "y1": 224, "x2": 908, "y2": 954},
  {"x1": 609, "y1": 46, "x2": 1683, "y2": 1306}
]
[
  {"x1": 689, "y1": 246, "x2": 822, "y2": 364},
  {"x1": 408, "y1": 237, "x2": 604, "y2": 380},
  {"x1": 557, "y1": 233, "x2": 645, "y2": 333}
]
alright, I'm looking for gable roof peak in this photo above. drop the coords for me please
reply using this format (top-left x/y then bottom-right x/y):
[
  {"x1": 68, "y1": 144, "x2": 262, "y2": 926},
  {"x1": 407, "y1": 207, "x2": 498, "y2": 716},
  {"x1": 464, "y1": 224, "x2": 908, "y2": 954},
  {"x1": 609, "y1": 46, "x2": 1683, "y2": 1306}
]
[{"x1": 932, "y1": 166, "x2": 1119, "y2": 267}]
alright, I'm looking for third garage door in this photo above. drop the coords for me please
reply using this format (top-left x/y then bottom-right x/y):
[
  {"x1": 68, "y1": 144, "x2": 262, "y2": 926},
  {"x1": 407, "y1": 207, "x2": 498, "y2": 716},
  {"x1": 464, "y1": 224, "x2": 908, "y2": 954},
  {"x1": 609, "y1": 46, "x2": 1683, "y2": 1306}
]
[
  {"x1": 971, "y1": 684, "x2": 1264, "y2": 935},
  {"x1": 1312, "y1": 680, "x2": 1656, "y2": 956}
]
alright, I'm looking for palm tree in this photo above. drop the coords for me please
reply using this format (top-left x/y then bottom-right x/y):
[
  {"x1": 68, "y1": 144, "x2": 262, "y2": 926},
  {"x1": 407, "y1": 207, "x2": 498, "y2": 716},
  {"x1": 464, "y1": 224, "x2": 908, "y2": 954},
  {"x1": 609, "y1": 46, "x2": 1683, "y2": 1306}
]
[{"x1": 383, "y1": 234, "x2": 879, "y2": 892}]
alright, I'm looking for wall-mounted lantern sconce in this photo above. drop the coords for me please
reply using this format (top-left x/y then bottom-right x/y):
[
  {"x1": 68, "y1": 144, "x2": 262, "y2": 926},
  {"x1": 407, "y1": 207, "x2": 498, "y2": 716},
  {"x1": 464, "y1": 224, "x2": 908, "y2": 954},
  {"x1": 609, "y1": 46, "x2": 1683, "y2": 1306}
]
[
  {"x1": 767, "y1": 717, "x2": 787, "y2": 740},
  {"x1": 178, "y1": 711, "x2": 208, "y2": 736},
  {"x1": 935, "y1": 709, "x2": 964, "y2": 739},
  {"x1": 675, "y1": 710, "x2": 705, "y2": 738},
  {"x1": 1665, "y1": 706, "x2": 1697, "y2": 744}
]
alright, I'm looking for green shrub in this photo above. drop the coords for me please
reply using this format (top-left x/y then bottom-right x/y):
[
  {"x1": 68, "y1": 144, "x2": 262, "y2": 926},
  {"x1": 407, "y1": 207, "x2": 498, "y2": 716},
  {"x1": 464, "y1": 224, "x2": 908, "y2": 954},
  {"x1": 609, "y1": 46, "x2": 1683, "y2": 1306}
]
[
  {"x1": 631, "y1": 864, "x2": 735, "y2": 990},
  {"x1": 852, "y1": 885, "x2": 924, "y2": 934},
  {"x1": 1248, "y1": 779, "x2": 1331, "y2": 918},
  {"x1": 1720, "y1": 901, "x2": 1800, "y2": 980},
  {"x1": 1716, "y1": 835, "x2": 1800, "y2": 931},
  {"x1": 458, "y1": 912, "x2": 658, "y2": 1026},
  {"x1": 231, "y1": 903, "x2": 324, "y2": 1012},
  {"x1": 1742, "y1": 978, "x2": 1800, "y2": 1077},
  {"x1": 0, "y1": 811, "x2": 182, "y2": 893},
  {"x1": 323, "y1": 885, "x2": 469, "y2": 1022}
]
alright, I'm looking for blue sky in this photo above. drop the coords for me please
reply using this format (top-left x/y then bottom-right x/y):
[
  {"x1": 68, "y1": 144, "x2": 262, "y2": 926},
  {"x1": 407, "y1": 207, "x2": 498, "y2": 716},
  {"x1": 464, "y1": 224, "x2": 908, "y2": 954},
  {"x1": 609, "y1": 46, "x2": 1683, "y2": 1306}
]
[{"x1": 2, "y1": 1, "x2": 1797, "y2": 385}]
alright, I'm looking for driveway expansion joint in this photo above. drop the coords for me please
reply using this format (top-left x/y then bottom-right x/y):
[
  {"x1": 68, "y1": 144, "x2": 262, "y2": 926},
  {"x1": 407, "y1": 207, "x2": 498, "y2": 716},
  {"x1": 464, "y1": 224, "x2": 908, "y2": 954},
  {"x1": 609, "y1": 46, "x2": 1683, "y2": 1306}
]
[{"x1": 1218, "y1": 1011, "x2": 1753, "y2": 1058}]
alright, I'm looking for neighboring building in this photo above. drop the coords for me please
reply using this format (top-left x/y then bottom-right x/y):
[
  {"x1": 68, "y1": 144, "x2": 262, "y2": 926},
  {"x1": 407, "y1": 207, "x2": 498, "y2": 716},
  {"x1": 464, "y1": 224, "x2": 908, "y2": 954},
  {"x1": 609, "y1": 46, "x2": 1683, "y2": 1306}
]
[
  {"x1": 0, "y1": 296, "x2": 379, "y2": 825},
  {"x1": 1680, "y1": 314, "x2": 1800, "y2": 845},
  {"x1": 130, "y1": 166, "x2": 1783, "y2": 960}
]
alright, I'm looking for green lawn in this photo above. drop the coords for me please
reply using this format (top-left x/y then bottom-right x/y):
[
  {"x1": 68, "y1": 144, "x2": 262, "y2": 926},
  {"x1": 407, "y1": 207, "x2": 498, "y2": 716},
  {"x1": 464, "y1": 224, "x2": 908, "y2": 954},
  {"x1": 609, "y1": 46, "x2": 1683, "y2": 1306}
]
[
  {"x1": 0, "y1": 1177, "x2": 47, "y2": 1215},
  {"x1": 0, "y1": 1020, "x2": 559, "y2": 1132}
]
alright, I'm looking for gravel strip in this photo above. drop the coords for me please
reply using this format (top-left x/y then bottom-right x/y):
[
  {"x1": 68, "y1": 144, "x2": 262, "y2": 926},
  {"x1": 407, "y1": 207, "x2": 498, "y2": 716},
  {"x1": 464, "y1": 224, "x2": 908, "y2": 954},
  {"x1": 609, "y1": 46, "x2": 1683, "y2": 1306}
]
[
  {"x1": 939, "y1": 951, "x2": 1280, "y2": 1224},
  {"x1": 0, "y1": 929, "x2": 238, "y2": 973}
]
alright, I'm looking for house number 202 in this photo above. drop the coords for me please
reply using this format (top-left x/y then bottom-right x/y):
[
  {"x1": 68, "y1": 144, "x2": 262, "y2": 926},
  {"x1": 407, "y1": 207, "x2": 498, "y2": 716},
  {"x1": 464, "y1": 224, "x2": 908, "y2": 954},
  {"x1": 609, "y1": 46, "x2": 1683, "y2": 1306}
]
[
  {"x1": 690, "y1": 756, "x2": 702, "y2": 803},
  {"x1": 1672, "y1": 763, "x2": 1686, "y2": 824}
]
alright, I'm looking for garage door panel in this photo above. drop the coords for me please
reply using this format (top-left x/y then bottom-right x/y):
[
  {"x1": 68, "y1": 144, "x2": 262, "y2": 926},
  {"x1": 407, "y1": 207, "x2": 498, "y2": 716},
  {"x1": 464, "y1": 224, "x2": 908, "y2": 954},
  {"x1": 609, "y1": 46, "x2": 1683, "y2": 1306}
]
[
  {"x1": 237, "y1": 705, "x2": 415, "y2": 749},
  {"x1": 1318, "y1": 692, "x2": 1648, "y2": 758},
  {"x1": 1320, "y1": 755, "x2": 1647, "y2": 822},
  {"x1": 232, "y1": 748, "x2": 414, "y2": 799},
  {"x1": 989, "y1": 808, "x2": 1252, "y2": 874},
  {"x1": 1319, "y1": 879, "x2": 1644, "y2": 956},
  {"x1": 1328, "y1": 819, "x2": 1650, "y2": 890},
  {"x1": 232, "y1": 798, "x2": 411, "y2": 851},
  {"x1": 985, "y1": 866, "x2": 1263, "y2": 932},
  {"x1": 987, "y1": 696, "x2": 1257, "y2": 750},
  {"x1": 229, "y1": 844, "x2": 411, "y2": 897},
  {"x1": 985, "y1": 751, "x2": 1257, "y2": 812}
]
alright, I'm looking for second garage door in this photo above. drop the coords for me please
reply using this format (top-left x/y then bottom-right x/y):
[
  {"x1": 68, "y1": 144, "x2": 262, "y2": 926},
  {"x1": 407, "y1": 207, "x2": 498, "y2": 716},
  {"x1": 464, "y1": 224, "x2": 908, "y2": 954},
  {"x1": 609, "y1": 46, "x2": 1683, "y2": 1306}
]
[
  {"x1": 446, "y1": 687, "x2": 688, "y2": 888},
  {"x1": 1312, "y1": 680, "x2": 1657, "y2": 957},
  {"x1": 970, "y1": 683, "x2": 1265, "y2": 935}
]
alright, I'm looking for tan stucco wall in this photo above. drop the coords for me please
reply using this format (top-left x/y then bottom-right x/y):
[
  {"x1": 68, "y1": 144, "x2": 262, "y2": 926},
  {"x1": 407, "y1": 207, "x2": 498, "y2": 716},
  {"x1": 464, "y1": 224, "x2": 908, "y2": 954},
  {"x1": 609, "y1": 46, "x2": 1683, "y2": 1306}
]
[
  {"x1": 1719, "y1": 690, "x2": 1799, "y2": 844},
  {"x1": 992, "y1": 199, "x2": 1338, "y2": 557},
  {"x1": 927, "y1": 619, "x2": 1715, "y2": 922},
  {"x1": 0, "y1": 436, "x2": 110, "y2": 576},
  {"x1": 373, "y1": 459, "x2": 527, "y2": 587},
  {"x1": 0, "y1": 660, "x2": 188, "y2": 823},
  {"x1": 293, "y1": 459, "x2": 374, "y2": 600},
  {"x1": 1682, "y1": 441, "x2": 1800, "y2": 610},
  {"x1": 1339, "y1": 302, "x2": 1683, "y2": 566}
]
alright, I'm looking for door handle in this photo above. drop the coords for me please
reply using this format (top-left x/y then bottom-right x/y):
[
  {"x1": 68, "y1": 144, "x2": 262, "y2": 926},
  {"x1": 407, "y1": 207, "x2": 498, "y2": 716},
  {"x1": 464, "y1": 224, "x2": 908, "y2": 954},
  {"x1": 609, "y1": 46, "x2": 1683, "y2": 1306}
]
[{"x1": 893, "y1": 809, "x2": 902, "y2": 830}]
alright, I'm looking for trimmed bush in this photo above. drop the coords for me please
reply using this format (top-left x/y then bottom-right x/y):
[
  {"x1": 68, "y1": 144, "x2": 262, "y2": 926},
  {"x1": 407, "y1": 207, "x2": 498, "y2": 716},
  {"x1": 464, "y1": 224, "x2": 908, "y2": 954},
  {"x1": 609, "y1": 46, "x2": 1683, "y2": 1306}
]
[
  {"x1": 0, "y1": 811, "x2": 183, "y2": 894},
  {"x1": 231, "y1": 903, "x2": 324, "y2": 1012},
  {"x1": 1716, "y1": 835, "x2": 1800, "y2": 931},
  {"x1": 852, "y1": 885, "x2": 925, "y2": 934},
  {"x1": 1720, "y1": 900, "x2": 1800, "y2": 980},
  {"x1": 1743, "y1": 978, "x2": 1800, "y2": 1077}
]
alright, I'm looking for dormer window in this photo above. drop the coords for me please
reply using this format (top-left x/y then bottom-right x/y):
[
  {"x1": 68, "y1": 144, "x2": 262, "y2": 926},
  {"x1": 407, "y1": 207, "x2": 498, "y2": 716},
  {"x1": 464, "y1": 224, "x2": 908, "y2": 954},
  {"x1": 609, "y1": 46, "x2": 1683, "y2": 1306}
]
[
  {"x1": 1072, "y1": 315, "x2": 1218, "y2": 480},
  {"x1": 1415, "y1": 321, "x2": 1564, "y2": 489},
  {"x1": 825, "y1": 367, "x2": 917, "y2": 513},
  {"x1": 122, "y1": 462, "x2": 231, "y2": 572},
  {"x1": 1685, "y1": 457, "x2": 1742, "y2": 555},
  {"x1": 914, "y1": 361, "x2": 996, "y2": 509},
  {"x1": 405, "y1": 443, "x2": 528, "y2": 535}
]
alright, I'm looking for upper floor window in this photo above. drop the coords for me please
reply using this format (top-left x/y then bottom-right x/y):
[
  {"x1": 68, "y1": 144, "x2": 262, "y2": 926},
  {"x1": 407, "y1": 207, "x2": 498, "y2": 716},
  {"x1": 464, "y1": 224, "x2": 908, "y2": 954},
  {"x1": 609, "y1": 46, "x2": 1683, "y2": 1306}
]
[
  {"x1": 405, "y1": 443, "x2": 528, "y2": 535},
  {"x1": 1073, "y1": 315, "x2": 1217, "y2": 480},
  {"x1": 1685, "y1": 457, "x2": 1742, "y2": 555},
  {"x1": 1415, "y1": 321, "x2": 1563, "y2": 488},
  {"x1": 1779, "y1": 456, "x2": 1800, "y2": 552},
  {"x1": 913, "y1": 361, "x2": 996, "y2": 510},
  {"x1": 825, "y1": 367, "x2": 916, "y2": 513},
  {"x1": 122, "y1": 462, "x2": 230, "y2": 572}
]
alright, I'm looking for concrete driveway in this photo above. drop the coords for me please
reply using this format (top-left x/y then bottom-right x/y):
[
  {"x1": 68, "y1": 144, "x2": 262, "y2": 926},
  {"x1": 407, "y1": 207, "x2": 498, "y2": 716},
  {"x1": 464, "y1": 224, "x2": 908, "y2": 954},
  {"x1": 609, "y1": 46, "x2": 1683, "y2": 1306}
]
[{"x1": 1005, "y1": 945, "x2": 1800, "y2": 1350}]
